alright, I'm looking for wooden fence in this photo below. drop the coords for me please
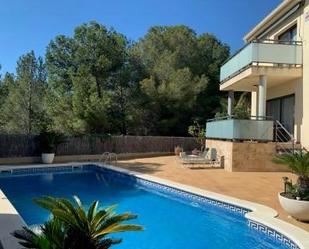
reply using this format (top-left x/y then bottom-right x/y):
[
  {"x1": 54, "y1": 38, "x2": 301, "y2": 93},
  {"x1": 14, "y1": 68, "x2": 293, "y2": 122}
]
[{"x1": 0, "y1": 135, "x2": 199, "y2": 157}]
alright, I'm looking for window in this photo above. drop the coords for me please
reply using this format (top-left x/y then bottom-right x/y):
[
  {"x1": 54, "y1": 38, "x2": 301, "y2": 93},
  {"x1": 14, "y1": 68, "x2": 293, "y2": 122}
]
[{"x1": 278, "y1": 25, "x2": 297, "y2": 42}]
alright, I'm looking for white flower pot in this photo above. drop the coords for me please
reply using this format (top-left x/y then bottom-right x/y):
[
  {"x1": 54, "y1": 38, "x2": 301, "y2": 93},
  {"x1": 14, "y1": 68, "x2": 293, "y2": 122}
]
[
  {"x1": 278, "y1": 193, "x2": 309, "y2": 221},
  {"x1": 41, "y1": 153, "x2": 55, "y2": 164}
]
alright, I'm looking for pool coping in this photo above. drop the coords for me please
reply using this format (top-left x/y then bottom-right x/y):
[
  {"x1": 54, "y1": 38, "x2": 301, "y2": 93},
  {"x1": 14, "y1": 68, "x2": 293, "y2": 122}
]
[
  {"x1": 0, "y1": 190, "x2": 26, "y2": 249},
  {"x1": 0, "y1": 162, "x2": 309, "y2": 249}
]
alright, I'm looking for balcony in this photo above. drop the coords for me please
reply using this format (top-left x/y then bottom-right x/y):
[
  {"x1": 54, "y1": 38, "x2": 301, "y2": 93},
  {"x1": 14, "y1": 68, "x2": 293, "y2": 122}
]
[
  {"x1": 220, "y1": 40, "x2": 303, "y2": 91},
  {"x1": 206, "y1": 117, "x2": 274, "y2": 141}
]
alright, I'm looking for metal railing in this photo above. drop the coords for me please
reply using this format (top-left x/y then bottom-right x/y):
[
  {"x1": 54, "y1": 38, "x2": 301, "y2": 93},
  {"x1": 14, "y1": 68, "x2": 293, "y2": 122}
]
[
  {"x1": 207, "y1": 115, "x2": 273, "y2": 122},
  {"x1": 221, "y1": 40, "x2": 302, "y2": 65},
  {"x1": 274, "y1": 120, "x2": 296, "y2": 154},
  {"x1": 220, "y1": 39, "x2": 303, "y2": 83},
  {"x1": 206, "y1": 116, "x2": 306, "y2": 155}
]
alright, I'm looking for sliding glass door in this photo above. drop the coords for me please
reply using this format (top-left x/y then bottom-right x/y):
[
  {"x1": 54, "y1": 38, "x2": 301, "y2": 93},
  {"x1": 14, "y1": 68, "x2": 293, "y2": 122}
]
[{"x1": 266, "y1": 94, "x2": 295, "y2": 134}]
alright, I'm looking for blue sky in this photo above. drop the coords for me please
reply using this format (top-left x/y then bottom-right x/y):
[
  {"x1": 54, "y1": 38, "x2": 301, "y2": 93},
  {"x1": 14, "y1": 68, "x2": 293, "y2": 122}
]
[{"x1": 0, "y1": 0, "x2": 281, "y2": 74}]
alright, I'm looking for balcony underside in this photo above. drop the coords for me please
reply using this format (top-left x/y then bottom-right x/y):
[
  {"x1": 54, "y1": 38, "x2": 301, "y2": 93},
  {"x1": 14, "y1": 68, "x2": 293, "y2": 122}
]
[{"x1": 220, "y1": 65, "x2": 302, "y2": 92}]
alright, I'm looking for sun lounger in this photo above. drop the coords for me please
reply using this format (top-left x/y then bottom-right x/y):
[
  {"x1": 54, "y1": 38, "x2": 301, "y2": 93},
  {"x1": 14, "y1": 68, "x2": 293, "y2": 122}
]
[
  {"x1": 180, "y1": 148, "x2": 219, "y2": 166},
  {"x1": 180, "y1": 150, "x2": 209, "y2": 164}
]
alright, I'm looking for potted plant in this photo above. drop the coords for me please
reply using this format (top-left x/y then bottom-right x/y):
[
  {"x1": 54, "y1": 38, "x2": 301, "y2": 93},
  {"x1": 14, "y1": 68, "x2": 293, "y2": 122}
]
[
  {"x1": 188, "y1": 120, "x2": 206, "y2": 151},
  {"x1": 39, "y1": 131, "x2": 66, "y2": 164},
  {"x1": 273, "y1": 151, "x2": 309, "y2": 221}
]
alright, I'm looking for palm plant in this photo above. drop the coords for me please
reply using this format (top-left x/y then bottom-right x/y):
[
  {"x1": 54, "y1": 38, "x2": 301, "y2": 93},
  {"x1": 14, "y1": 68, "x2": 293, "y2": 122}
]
[
  {"x1": 13, "y1": 219, "x2": 65, "y2": 249},
  {"x1": 38, "y1": 131, "x2": 66, "y2": 153},
  {"x1": 273, "y1": 152, "x2": 309, "y2": 199},
  {"x1": 13, "y1": 196, "x2": 143, "y2": 249}
]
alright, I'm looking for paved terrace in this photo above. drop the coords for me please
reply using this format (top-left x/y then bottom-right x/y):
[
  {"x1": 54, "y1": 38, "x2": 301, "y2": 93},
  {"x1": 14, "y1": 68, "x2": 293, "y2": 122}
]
[{"x1": 113, "y1": 155, "x2": 309, "y2": 232}]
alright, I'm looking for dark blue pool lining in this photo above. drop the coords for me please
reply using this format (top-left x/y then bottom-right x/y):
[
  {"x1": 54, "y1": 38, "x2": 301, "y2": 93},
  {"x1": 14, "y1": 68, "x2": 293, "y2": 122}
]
[{"x1": 0, "y1": 164, "x2": 301, "y2": 249}]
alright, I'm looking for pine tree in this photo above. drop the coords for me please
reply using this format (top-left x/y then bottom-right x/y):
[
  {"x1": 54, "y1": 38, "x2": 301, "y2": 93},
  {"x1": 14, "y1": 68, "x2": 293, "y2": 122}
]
[
  {"x1": 129, "y1": 26, "x2": 230, "y2": 135},
  {"x1": 0, "y1": 73, "x2": 15, "y2": 131},
  {"x1": 1, "y1": 51, "x2": 47, "y2": 134},
  {"x1": 45, "y1": 21, "x2": 127, "y2": 134}
]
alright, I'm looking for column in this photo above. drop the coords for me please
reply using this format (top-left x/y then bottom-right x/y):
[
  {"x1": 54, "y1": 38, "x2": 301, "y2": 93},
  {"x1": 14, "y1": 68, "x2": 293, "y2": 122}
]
[
  {"x1": 258, "y1": 75, "x2": 267, "y2": 118},
  {"x1": 251, "y1": 91, "x2": 258, "y2": 119},
  {"x1": 227, "y1": 91, "x2": 234, "y2": 116}
]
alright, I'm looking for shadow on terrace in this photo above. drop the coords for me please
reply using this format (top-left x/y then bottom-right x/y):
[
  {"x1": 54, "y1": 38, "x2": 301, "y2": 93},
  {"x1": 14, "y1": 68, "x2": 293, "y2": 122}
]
[{"x1": 111, "y1": 161, "x2": 164, "y2": 174}]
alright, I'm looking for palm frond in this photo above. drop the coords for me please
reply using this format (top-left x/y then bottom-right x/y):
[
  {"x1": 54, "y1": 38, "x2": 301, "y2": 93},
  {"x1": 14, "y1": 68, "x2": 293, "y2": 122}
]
[
  {"x1": 87, "y1": 200, "x2": 99, "y2": 222},
  {"x1": 40, "y1": 219, "x2": 65, "y2": 249},
  {"x1": 96, "y1": 238, "x2": 122, "y2": 249},
  {"x1": 95, "y1": 224, "x2": 143, "y2": 238},
  {"x1": 16, "y1": 196, "x2": 143, "y2": 249},
  {"x1": 12, "y1": 226, "x2": 51, "y2": 249},
  {"x1": 273, "y1": 152, "x2": 309, "y2": 177},
  {"x1": 91, "y1": 205, "x2": 117, "y2": 229}
]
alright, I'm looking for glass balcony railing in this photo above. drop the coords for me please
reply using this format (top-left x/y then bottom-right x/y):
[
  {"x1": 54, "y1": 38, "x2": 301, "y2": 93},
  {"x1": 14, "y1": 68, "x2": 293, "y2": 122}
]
[
  {"x1": 206, "y1": 117, "x2": 274, "y2": 141},
  {"x1": 220, "y1": 40, "x2": 303, "y2": 83}
]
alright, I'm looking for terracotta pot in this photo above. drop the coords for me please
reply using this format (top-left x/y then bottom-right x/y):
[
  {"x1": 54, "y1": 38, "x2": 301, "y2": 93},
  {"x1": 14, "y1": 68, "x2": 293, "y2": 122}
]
[{"x1": 278, "y1": 193, "x2": 309, "y2": 221}]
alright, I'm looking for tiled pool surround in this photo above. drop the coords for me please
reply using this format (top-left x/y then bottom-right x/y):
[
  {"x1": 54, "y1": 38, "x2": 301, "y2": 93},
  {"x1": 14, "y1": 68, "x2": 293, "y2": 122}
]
[{"x1": 0, "y1": 163, "x2": 308, "y2": 249}]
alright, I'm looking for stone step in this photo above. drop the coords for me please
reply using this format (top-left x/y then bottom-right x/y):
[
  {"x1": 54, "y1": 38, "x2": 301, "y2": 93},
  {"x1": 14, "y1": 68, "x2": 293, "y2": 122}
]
[{"x1": 276, "y1": 142, "x2": 302, "y2": 150}]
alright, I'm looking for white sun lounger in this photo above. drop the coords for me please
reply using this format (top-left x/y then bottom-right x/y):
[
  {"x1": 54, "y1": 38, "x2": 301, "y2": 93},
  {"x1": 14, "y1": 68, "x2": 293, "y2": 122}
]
[{"x1": 180, "y1": 149, "x2": 219, "y2": 165}]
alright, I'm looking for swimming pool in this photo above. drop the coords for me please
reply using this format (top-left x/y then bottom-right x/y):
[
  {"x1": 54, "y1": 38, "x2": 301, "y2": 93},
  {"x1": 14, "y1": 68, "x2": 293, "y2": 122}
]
[{"x1": 0, "y1": 164, "x2": 301, "y2": 249}]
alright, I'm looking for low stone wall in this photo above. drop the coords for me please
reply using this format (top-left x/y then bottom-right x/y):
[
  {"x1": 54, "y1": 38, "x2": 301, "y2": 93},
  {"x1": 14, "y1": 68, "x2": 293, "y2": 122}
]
[{"x1": 206, "y1": 139, "x2": 289, "y2": 172}]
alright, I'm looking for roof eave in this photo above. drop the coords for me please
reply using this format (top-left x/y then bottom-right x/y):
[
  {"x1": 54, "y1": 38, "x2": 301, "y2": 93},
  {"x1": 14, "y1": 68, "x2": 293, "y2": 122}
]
[{"x1": 244, "y1": 0, "x2": 302, "y2": 42}]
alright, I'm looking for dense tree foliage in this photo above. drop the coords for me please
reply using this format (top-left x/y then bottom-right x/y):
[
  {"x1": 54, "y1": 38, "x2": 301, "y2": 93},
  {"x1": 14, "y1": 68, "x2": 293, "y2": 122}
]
[
  {"x1": 0, "y1": 51, "x2": 47, "y2": 134},
  {"x1": 132, "y1": 26, "x2": 229, "y2": 135},
  {"x1": 0, "y1": 22, "x2": 229, "y2": 136},
  {"x1": 45, "y1": 22, "x2": 129, "y2": 134}
]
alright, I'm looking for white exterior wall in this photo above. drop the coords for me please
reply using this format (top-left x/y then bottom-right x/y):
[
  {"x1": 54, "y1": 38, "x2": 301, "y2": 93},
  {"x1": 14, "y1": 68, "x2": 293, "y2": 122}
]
[
  {"x1": 301, "y1": 0, "x2": 309, "y2": 149},
  {"x1": 248, "y1": 0, "x2": 309, "y2": 148}
]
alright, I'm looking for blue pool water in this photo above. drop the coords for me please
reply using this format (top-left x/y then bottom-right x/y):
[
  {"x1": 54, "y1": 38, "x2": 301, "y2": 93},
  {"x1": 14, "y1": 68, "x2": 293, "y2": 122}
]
[{"x1": 0, "y1": 166, "x2": 291, "y2": 249}]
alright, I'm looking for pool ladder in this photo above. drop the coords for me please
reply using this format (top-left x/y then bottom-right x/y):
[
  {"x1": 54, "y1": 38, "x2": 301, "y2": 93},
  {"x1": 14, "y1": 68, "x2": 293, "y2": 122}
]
[{"x1": 0, "y1": 169, "x2": 13, "y2": 174}]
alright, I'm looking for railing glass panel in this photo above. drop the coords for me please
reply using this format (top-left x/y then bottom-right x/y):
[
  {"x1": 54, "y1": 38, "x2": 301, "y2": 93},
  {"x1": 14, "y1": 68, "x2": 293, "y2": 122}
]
[
  {"x1": 220, "y1": 41, "x2": 302, "y2": 82},
  {"x1": 206, "y1": 119, "x2": 274, "y2": 141}
]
